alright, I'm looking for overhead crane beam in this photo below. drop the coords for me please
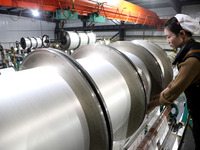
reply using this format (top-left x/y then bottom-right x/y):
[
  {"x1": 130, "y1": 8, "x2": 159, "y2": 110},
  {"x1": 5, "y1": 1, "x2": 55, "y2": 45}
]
[
  {"x1": 0, "y1": 0, "x2": 163, "y2": 28},
  {"x1": 59, "y1": 24, "x2": 157, "y2": 32}
]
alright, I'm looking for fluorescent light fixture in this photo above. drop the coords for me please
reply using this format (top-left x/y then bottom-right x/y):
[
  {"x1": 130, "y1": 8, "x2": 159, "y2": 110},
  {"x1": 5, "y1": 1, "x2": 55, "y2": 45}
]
[{"x1": 31, "y1": 9, "x2": 39, "y2": 17}]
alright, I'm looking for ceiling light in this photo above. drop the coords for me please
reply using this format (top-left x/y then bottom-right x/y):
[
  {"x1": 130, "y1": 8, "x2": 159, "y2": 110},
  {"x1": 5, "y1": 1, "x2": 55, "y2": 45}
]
[{"x1": 31, "y1": 9, "x2": 39, "y2": 17}]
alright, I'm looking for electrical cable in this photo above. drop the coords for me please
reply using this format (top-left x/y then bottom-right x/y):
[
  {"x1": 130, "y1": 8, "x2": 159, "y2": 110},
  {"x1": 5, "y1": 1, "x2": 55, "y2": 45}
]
[
  {"x1": 43, "y1": 10, "x2": 49, "y2": 23},
  {"x1": 58, "y1": 1, "x2": 69, "y2": 19},
  {"x1": 52, "y1": 11, "x2": 55, "y2": 22},
  {"x1": 100, "y1": 3, "x2": 108, "y2": 19},
  {"x1": 7, "y1": 0, "x2": 24, "y2": 21},
  {"x1": 57, "y1": 0, "x2": 75, "y2": 20}
]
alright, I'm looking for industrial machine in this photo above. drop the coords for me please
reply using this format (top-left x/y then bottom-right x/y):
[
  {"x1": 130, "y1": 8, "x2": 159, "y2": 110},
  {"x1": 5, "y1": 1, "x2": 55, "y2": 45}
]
[
  {"x1": 19, "y1": 31, "x2": 96, "y2": 52},
  {"x1": 20, "y1": 35, "x2": 50, "y2": 50},
  {"x1": 0, "y1": 31, "x2": 96, "y2": 70},
  {"x1": 0, "y1": 41, "x2": 174, "y2": 150}
]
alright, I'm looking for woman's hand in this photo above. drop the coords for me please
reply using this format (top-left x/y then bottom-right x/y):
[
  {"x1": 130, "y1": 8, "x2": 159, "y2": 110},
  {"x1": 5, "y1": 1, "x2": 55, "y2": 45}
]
[
  {"x1": 146, "y1": 94, "x2": 161, "y2": 114},
  {"x1": 146, "y1": 87, "x2": 169, "y2": 114},
  {"x1": 161, "y1": 87, "x2": 169, "y2": 95}
]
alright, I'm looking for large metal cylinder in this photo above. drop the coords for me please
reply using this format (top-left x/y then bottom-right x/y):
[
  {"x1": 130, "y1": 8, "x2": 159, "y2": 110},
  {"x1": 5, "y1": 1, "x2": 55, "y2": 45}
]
[
  {"x1": 0, "y1": 67, "x2": 90, "y2": 150},
  {"x1": 0, "y1": 41, "x2": 173, "y2": 150},
  {"x1": 109, "y1": 41, "x2": 173, "y2": 97},
  {"x1": 20, "y1": 49, "x2": 111, "y2": 150},
  {"x1": 132, "y1": 40, "x2": 173, "y2": 89},
  {"x1": 72, "y1": 44, "x2": 146, "y2": 142}
]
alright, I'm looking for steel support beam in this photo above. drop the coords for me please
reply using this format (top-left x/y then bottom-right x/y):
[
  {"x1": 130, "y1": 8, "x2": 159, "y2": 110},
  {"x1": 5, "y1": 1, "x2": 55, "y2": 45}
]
[
  {"x1": 169, "y1": 0, "x2": 181, "y2": 13},
  {"x1": 60, "y1": 24, "x2": 157, "y2": 32},
  {"x1": 119, "y1": 21, "x2": 126, "y2": 41}
]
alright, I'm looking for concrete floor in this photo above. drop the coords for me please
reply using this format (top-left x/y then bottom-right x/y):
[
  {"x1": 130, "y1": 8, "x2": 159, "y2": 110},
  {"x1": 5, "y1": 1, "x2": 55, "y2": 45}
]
[{"x1": 179, "y1": 124, "x2": 195, "y2": 150}]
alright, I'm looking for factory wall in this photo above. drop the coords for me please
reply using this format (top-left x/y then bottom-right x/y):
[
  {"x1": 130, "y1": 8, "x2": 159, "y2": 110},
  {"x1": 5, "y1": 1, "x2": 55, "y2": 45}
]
[
  {"x1": 0, "y1": 14, "x2": 55, "y2": 49},
  {"x1": 182, "y1": 4, "x2": 200, "y2": 21},
  {"x1": 95, "y1": 19, "x2": 120, "y2": 39},
  {"x1": 62, "y1": 19, "x2": 83, "y2": 28},
  {"x1": 149, "y1": 7, "x2": 177, "y2": 19}
]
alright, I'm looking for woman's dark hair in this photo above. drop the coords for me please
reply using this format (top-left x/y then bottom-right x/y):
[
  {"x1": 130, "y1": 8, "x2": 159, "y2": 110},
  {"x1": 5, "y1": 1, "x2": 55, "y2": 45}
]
[{"x1": 164, "y1": 17, "x2": 192, "y2": 37}]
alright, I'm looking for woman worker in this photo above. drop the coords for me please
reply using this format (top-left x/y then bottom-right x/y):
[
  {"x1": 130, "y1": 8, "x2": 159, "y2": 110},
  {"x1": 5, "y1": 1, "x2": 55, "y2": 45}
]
[{"x1": 147, "y1": 14, "x2": 200, "y2": 149}]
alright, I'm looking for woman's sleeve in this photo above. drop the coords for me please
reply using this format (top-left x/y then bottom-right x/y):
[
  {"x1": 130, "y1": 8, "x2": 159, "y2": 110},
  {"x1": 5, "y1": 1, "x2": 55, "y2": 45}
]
[{"x1": 159, "y1": 57, "x2": 200, "y2": 105}]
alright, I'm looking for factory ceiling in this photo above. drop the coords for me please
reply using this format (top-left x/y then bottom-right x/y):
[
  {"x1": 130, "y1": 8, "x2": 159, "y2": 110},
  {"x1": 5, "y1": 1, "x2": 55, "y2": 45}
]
[
  {"x1": 0, "y1": 0, "x2": 199, "y2": 28},
  {"x1": 0, "y1": 0, "x2": 161, "y2": 26},
  {"x1": 125, "y1": 0, "x2": 200, "y2": 14}
]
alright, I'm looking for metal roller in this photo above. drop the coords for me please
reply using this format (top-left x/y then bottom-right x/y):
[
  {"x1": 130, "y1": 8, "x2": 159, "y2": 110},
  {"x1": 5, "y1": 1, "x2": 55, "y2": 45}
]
[
  {"x1": 132, "y1": 40, "x2": 173, "y2": 89},
  {"x1": 42, "y1": 35, "x2": 50, "y2": 48},
  {"x1": 20, "y1": 37, "x2": 32, "y2": 49},
  {"x1": 77, "y1": 31, "x2": 89, "y2": 47},
  {"x1": 61, "y1": 31, "x2": 80, "y2": 50},
  {"x1": 35, "y1": 37, "x2": 43, "y2": 48},
  {"x1": 0, "y1": 40, "x2": 173, "y2": 150},
  {"x1": 109, "y1": 41, "x2": 163, "y2": 97},
  {"x1": 29, "y1": 37, "x2": 38, "y2": 49},
  {"x1": 86, "y1": 31, "x2": 96, "y2": 44},
  {"x1": 60, "y1": 31, "x2": 96, "y2": 50},
  {"x1": 0, "y1": 67, "x2": 90, "y2": 150},
  {"x1": 20, "y1": 37, "x2": 44, "y2": 49},
  {"x1": 0, "y1": 49, "x2": 111, "y2": 150},
  {"x1": 72, "y1": 44, "x2": 147, "y2": 141}
]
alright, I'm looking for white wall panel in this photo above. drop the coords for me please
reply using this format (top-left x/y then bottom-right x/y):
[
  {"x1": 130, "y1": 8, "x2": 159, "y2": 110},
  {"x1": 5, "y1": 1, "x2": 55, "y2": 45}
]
[
  {"x1": 126, "y1": 30, "x2": 143, "y2": 36},
  {"x1": 63, "y1": 20, "x2": 83, "y2": 28},
  {"x1": 182, "y1": 4, "x2": 200, "y2": 22},
  {"x1": 95, "y1": 31, "x2": 119, "y2": 38},
  {"x1": 0, "y1": 14, "x2": 55, "y2": 49},
  {"x1": 149, "y1": 7, "x2": 177, "y2": 19},
  {"x1": 153, "y1": 31, "x2": 164, "y2": 36}
]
